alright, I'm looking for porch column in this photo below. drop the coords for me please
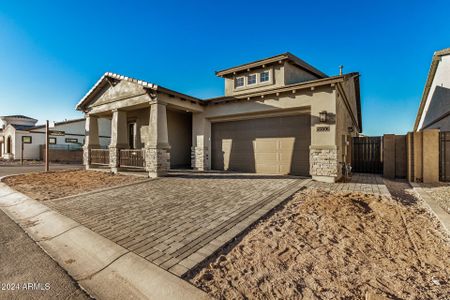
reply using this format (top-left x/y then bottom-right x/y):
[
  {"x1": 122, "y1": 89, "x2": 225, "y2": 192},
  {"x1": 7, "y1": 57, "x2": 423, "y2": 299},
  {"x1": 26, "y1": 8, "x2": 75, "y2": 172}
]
[
  {"x1": 191, "y1": 113, "x2": 211, "y2": 170},
  {"x1": 145, "y1": 102, "x2": 170, "y2": 177},
  {"x1": 110, "y1": 109, "x2": 128, "y2": 173},
  {"x1": 83, "y1": 115, "x2": 100, "y2": 169}
]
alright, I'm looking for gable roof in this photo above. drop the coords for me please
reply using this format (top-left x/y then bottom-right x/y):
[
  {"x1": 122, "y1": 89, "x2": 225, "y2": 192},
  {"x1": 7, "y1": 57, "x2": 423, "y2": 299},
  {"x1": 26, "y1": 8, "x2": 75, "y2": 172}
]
[
  {"x1": 76, "y1": 72, "x2": 203, "y2": 111},
  {"x1": 414, "y1": 47, "x2": 450, "y2": 131},
  {"x1": 215, "y1": 52, "x2": 328, "y2": 78}
]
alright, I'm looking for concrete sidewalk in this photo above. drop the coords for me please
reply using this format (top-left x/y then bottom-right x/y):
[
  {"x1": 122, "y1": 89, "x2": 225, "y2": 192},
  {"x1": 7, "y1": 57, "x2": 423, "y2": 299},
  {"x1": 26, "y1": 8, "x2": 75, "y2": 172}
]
[
  {"x1": 0, "y1": 182, "x2": 209, "y2": 300},
  {"x1": 411, "y1": 182, "x2": 450, "y2": 234},
  {"x1": 0, "y1": 209, "x2": 90, "y2": 300}
]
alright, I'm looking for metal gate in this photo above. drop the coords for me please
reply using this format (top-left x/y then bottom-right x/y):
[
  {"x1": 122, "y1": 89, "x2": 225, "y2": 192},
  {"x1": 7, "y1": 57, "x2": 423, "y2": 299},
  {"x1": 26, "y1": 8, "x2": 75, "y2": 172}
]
[
  {"x1": 440, "y1": 131, "x2": 450, "y2": 181},
  {"x1": 352, "y1": 136, "x2": 383, "y2": 174}
]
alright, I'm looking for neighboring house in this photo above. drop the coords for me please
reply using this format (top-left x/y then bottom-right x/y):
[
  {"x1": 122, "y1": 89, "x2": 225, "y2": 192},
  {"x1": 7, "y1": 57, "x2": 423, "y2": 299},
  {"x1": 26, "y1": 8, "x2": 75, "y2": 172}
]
[
  {"x1": 77, "y1": 52, "x2": 361, "y2": 183},
  {"x1": 414, "y1": 47, "x2": 450, "y2": 131},
  {"x1": 0, "y1": 115, "x2": 111, "y2": 160}
]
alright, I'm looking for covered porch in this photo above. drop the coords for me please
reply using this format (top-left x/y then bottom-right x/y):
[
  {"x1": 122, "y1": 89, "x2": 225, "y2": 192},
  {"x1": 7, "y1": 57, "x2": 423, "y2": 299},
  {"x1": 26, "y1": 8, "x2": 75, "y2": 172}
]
[{"x1": 78, "y1": 73, "x2": 205, "y2": 177}]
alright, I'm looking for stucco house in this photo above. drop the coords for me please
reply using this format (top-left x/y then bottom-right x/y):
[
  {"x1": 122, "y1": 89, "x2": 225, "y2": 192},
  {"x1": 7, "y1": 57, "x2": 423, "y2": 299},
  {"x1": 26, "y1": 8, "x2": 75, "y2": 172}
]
[
  {"x1": 0, "y1": 115, "x2": 111, "y2": 160},
  {"x1": 77, "y1": 52, "x2": 361, "y2": 183},
  {"x1": 414, "y1": 47, "x2": 450, "y2": 131}
]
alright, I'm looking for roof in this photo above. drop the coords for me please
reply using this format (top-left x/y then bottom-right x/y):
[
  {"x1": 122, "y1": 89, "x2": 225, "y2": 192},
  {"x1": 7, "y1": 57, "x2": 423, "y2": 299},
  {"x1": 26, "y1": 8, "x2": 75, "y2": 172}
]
[
  {"x1": 414, "y1": 47, "x2": 450, "y2": 131},
  {"x1": 29, "y1": 118, "x2": 86, "y2": 130},
  {"x1": 0, "y1": 115, "x2": 37, "y2": 121},
  {"x1": 215, "y1": 52, "x2": 328, "y2": 78},
  {"x1": 76, "y1": 72, "x2": 203, "y2": 111},
  {"x1": 11, "y1": 124, "x2": 36, "y2": 131}
]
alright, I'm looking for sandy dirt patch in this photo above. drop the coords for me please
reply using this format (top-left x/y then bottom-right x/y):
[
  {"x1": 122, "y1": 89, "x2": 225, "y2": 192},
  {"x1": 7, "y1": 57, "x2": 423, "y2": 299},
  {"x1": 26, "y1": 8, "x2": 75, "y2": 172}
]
[
  {"x1": 3, "y1": 170, "x2": 145, "y2": 201},
  {"x1": 192, "y1": 183, "x2": 450, "y2": 299}
]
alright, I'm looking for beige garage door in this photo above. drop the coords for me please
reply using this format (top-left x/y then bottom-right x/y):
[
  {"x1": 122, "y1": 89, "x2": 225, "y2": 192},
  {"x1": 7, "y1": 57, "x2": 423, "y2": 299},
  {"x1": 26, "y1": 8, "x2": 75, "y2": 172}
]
[{"x1": 211, "y1": 114, "x2": 310, "y2": 176}]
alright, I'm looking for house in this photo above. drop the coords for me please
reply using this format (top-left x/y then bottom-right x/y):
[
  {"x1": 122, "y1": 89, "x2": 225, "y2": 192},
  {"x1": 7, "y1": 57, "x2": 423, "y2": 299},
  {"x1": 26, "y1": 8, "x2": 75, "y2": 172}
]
[
  {"x1": 0, "y1": 115, "x2": 111, "y2": 160},
  {"x1": 414, "y1": 47, "x2": 450, "y2": 131},
  {"x1": 77, "y1": 52, "x2": 362, "y2": 183}
]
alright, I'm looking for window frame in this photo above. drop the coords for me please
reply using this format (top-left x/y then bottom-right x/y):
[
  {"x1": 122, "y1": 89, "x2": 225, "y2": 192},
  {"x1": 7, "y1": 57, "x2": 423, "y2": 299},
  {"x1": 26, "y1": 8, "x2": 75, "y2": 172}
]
[
  {"x1": 234, "y1": 76, "x2": 245, "y2": 89},
  {"x1": 259, "y1": 70, "x2": 270, "y2": 83},
  {"x1": 246, "y1": 73, "x2": 257, "y2": 86}
]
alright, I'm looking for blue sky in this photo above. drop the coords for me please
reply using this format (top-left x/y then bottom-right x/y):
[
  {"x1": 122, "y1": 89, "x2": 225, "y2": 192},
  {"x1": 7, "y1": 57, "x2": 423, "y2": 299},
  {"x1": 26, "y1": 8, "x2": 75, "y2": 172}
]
[{"x1": 0, "y1": 0, "x2": 449, "y2": 135}]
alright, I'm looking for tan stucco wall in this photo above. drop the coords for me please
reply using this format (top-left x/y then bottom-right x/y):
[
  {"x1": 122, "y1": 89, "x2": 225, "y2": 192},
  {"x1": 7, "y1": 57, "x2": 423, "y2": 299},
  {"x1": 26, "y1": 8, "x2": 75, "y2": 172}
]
[{"x1": 284, "y1": 62, "x2": 319, "y2": 85}]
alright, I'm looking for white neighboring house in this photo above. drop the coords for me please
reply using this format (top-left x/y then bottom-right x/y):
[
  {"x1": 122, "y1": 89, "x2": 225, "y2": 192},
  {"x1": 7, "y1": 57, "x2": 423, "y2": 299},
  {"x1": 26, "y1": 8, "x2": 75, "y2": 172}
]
[
  {"x1": 0, "y1": 115, "x2": 111, "y2": 160},
  {"x1": 414, "y1": 47, "x2": 450, "y2": 131}
]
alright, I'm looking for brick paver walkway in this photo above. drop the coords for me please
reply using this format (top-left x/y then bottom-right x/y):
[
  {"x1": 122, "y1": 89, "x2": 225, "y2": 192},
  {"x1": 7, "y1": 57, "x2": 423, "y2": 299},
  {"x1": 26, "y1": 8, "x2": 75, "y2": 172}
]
[
  {"x1": 307, "y1": 173, "x2": 390, "y2": 196},
  {"x1": 46, "y1": 173, "x2": 308, "y2": 277}
]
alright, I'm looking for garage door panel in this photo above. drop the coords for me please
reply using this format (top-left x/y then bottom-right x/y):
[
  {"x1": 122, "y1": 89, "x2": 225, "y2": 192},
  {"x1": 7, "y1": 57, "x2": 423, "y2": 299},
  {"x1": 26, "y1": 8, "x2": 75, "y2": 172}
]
[{"x1": 212, "y1": 114, "x2": 311, "y2": 176}]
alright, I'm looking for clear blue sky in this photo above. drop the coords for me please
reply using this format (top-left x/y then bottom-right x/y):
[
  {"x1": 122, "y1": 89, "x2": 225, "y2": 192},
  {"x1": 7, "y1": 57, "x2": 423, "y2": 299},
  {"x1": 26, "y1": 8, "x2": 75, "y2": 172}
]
[{"x1": 0, "y1": 0, "x2": 449, "y2": 135}]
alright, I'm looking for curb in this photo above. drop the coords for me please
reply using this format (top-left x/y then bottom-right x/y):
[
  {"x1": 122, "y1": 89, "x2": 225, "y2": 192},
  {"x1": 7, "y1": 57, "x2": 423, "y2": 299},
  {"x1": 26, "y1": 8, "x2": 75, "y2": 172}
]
[
  {"x1": 410, "y1": 182, "x2": 450, "y2": 235},
  {"x1": 0, "y1": 183, "x2": 209, "y2": 300}
]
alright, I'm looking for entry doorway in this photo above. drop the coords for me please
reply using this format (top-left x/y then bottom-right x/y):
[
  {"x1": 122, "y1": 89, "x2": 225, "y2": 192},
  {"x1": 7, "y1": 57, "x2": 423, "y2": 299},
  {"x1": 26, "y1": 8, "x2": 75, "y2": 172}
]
[{"x1": 128, "y1": 122, "x2": 136, "y2": 149}]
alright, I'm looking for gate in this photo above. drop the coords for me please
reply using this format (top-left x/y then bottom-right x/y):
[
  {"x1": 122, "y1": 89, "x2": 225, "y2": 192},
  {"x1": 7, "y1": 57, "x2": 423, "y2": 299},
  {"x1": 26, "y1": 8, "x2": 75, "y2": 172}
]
[
  {"x1": 352, "y1": 136, "x2": 383, "y2": 174},
  {"x1": 440, "y1": 131, "x2": 450, "y2": 182}
]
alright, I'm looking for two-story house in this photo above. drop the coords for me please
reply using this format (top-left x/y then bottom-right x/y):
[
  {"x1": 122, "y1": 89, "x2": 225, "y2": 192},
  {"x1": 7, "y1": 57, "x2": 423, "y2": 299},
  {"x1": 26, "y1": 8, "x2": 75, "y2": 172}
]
[{"x1": 77, "y1": 52, "x2": 361, "y2": 183}]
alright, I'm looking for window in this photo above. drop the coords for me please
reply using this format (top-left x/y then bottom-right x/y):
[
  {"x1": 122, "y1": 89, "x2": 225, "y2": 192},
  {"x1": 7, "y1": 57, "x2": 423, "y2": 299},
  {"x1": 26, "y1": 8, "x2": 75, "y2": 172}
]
[
  {"x1": 22, "y1": 136, "x2": 32, "y2": 144},
  {"x1": 65, "y1": 138, "x2": 78, "y2": 143},
  {"x1": 247, "y1": 74, "x2": 257, "y2": 85},
  {"x1": 260, "y1": 71, "x2": 269, "y2": 82},
  {"x1": 235, "y1": 77, "x2": 244, "y2": 88},
  {"x1": 49, "y1": 137, "x2": 57, "y2": 144}
]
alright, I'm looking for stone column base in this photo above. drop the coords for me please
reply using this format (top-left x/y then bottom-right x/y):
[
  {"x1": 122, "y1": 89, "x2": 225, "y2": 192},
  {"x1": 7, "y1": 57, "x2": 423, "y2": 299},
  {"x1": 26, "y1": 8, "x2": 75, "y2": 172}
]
[
  {"x1": 109, "y1": 145, "x2": 127, "y2": 173},
  {"x1": 83, "y1": 144, "x2": 100, "y2": 168},
  {"x1": 191, "y1": 146, "x2": 209, "y2": 171},
  {"x1": 310, "y1": 145, "x2": 338, "y2": 182},
  {"x1": 145, "y1": 146, "x2": 170, "y2": 177}
]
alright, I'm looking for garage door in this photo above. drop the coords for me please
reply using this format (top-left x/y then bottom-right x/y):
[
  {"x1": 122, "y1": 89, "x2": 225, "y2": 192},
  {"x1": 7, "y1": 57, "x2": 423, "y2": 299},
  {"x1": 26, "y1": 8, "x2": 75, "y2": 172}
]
[{"x1": 211, "y1": 114, "x2": 310, "y2": 176}]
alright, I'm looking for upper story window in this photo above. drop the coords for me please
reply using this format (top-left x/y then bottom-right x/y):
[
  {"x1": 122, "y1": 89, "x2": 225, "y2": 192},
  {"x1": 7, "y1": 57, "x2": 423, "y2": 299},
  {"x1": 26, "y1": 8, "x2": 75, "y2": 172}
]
[
  {"x1": 260, "y1": 71, "x2": 269, "y2": 82},
  {"x1": 247, "y1": 74, "x2": 257, "y2": 85},
  {"x1": 235, "y1": 77, "x2": 244, "y2": 88}
]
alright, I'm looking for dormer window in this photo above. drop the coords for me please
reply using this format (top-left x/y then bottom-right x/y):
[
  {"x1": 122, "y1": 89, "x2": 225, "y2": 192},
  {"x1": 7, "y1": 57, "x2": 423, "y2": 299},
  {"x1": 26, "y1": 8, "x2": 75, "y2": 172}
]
[
  {"x1": 260, "y1": 71, "x2": 269, "y2": 82},
  {"x1": 235, "y1": 77, "x2": 244, "y2": 88},
  {"x1": 247, "y1": 74, "x2": 257, "y2": 85}
]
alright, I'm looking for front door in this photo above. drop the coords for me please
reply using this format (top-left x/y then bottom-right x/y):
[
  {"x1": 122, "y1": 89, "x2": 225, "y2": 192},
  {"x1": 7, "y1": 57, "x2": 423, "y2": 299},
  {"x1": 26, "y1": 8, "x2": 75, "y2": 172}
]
[{"x1": 128, "y1": 123, "x2": 136, "y2": 149}]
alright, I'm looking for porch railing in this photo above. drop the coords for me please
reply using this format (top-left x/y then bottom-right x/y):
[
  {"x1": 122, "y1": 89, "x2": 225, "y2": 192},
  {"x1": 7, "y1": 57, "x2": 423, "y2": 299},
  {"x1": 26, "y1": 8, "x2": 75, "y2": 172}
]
[
  {"x1": 119, "y1": 149, "x2": 145, "y2": 168},
  {"x1": 90, "y1": 149, "x2": 110, "y2": 165}
]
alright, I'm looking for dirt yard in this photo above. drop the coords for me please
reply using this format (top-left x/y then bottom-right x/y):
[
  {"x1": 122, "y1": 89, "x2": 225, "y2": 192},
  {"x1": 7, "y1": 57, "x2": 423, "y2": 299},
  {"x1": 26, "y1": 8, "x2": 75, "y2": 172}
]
[
  {"x1": 192, "y1": 183, "x2": 450, "y2": 299},
  {"x1": 3, "y1": 170, "x2": 145, "y2": 200}
]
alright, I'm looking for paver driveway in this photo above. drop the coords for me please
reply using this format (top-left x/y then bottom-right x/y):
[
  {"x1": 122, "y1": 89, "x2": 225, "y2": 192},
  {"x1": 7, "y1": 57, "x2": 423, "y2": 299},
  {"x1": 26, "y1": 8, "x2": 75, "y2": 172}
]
[{"x1": 47, "y1": 173, "x2": 308, "y2": 277}]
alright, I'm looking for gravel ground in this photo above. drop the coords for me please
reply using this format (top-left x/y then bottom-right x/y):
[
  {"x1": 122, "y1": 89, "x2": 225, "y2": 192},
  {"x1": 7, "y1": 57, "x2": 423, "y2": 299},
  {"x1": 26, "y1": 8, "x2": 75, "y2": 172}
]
[
  {"x1": 420, "y1": 183, "x2": 450, "y2": 214},
  {"x1": 192, "y1": 183, "x2": 450, "y2": 299},
  {"x1": 2, "y1": 170, "x2": 145, "y2": 200}
]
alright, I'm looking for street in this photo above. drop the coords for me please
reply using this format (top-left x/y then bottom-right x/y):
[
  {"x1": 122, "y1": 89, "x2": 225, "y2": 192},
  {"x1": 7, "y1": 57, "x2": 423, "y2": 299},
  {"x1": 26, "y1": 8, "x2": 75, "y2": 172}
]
[{"x1": 0, "y1": 164, "x2": 89, "y2": 300}]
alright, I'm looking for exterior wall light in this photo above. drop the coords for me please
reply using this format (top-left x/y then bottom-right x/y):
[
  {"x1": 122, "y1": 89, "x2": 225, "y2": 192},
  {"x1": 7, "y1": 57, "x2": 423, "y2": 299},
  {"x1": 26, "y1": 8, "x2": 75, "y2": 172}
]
[{"x1": 319, "y1": 111, "x2": 328, "y2": 123}]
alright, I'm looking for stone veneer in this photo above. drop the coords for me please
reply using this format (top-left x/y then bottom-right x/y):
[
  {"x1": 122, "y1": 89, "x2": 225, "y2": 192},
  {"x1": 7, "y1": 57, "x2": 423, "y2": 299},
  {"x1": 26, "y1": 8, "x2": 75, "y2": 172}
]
[
  {"x1": 309, "y1": 147, "x2": 338, "y2": 177},
  {"x1": 145, "y1": 147, "x2": 170, "y2": 177},
  {"x1": 191, "y1": 146, "x2": 208, "y2": 170},
  {"x1": 109, "y1": 147, "x2": 121, "y2": 172}
]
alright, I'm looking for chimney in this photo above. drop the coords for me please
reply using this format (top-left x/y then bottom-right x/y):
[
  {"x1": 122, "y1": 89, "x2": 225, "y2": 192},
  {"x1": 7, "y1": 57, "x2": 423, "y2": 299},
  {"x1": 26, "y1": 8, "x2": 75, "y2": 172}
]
[{"x1": 339, "y1": 65, "x2": 344, "y2": 76}]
